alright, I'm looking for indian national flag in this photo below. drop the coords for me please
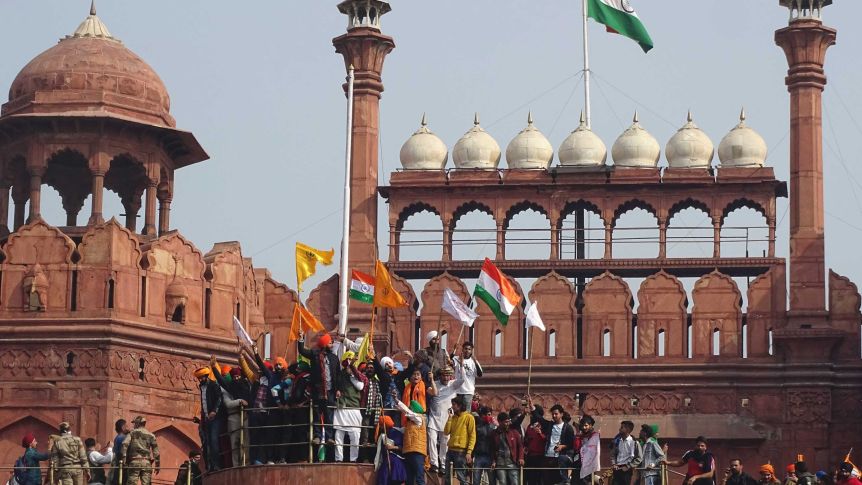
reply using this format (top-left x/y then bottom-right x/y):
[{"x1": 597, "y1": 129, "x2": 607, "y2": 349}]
[
  {"x1": 474, "y1": 258, "x2": 521, "y2": 326},
  {"x1": 588, "y1": 0, "x2": 654, "y2": 53},
  {"x1": 349, "y1": 270, "x2": 375, "y2": 304}
]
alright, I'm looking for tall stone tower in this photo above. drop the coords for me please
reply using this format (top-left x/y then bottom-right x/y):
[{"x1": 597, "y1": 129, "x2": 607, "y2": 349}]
[
  {"x1": 775, "y1": 0, "x2": 835, "y2": 320},
  {"x1": 332, "y1": 0, "x2": 395, "y2": 277}
]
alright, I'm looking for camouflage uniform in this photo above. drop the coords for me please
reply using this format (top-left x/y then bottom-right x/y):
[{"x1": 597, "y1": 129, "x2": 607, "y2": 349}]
[
  {"x1": 121, "y1": 423, "x2": 160, "y2": 485},
  {"x1": 51, "y1": 429, "x2": 88, "y2": 485}
]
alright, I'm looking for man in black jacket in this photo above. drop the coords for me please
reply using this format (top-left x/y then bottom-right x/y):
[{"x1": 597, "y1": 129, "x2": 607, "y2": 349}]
[
  {"x1": 194, "y1": 367, "x2": 223, "y2": 472},
  {"x1": 298, "y1": 333, "x2": 340, "y2": 447},
  {"x1": 529, "y1": 398, "x2": 576, "y2": 485},
  {"x1": 174, "y1": 450, "x2": 203, "y2": 485}
]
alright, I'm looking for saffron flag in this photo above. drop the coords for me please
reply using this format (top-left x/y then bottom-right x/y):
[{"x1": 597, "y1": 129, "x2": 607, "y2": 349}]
[
  {"x1": 473, "y1": 258, "x2": 521, "y2": 326},
  {"x1": 587, "y1": 0, "x2": 654, "y2": 53},
  {"x1": 232, "y1": 316, "x2": 255, "y2": 348},
  {"x1": 373, "y1": 260, "x2": 407, "y2": 308},
  {"x1": 350, "y1": 270, "x2": 375, "y2": 304},
  {"x1": 287, "y1": 302, "x2": 326, "y2": 343},
  {"x1": 295, "y1": 242, "x2": 334, "y2": 291},
  {"x1": 442, "y1": 287, "x2": 478, "y2": 327},
  {"x1": 525, "y1": 300, "x2": 546, "y2": 332}
]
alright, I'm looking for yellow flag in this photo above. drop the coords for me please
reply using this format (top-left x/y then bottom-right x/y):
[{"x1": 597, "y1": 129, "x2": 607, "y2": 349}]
[
  {"x1": 296, "y1": 243, "x2": 334, "y2": 291},
  {"x1": 373, "y1": 260, "x2": 407, "y2": 308},
  {"x1": 287, "y1": 301, "x2": 326, "y2": 343},
  {"x1": 354, "y1": 332, "x2": 371, "y2": 368}
]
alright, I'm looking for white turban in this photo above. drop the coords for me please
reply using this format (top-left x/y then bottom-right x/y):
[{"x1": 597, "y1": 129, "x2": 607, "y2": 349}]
[
  {"x1": 380, "y1": 357, "x2": 394, "y2": 369},
  {"x1": 426, "y1": 330, "x2": 439, "y2": 342}
]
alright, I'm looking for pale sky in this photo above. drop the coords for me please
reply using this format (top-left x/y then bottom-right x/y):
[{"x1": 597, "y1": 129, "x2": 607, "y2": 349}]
[{"x1": 2, "y1": 1, "x2": 862, "y2": 307}]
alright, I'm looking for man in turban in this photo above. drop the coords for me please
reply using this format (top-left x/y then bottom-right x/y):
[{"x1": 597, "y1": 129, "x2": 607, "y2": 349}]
[
  {"x1": 837, "y1": 463, "x2": 862, "y2": 485},
  {"x1": 759, "y1": 464, "x2": 781, "y2": 485},
  {"x1": 333, "y1": 351, "x2": 367, "y2": 463},
  {"x1": 194, "y1": 366, "x2": 223, "y2": 472},
  {"x1": 298, "y1": 333, "x2": 340, "y2": 451},
  {"x1": 18, "y1": 432, "x2": 51, "y2": 485},
  {"x1": 414, "y1": 331, "x2": 450, "y2": 380}
]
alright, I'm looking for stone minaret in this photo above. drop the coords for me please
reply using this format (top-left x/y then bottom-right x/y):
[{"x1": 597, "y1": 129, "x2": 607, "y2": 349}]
[
  {"x1": 333, "y1": 1, "x2": 395, "y2": 278},
  {"x1": 775, "y1": 0, "x2": 835, "y2": 318}
]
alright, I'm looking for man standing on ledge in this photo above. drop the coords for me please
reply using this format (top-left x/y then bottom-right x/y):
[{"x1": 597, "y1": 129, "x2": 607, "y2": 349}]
[
  {"x1": 444, "y1": 397, "x2": 476, "y2": 485},
  {"x1": 51, "y1": 421, "x2": 88, "y2": 485},
  {"x1": 452, "y1": 341, "x2": 483, "y2": 409},
  {"x1": 665, "y1": 436, "x2": 715, "y2": 485},
  {"x1": 120, "y1": 416, "x2": 159, "y2": 485}
]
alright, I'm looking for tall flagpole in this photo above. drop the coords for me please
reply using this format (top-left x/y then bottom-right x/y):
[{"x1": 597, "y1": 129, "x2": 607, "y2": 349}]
[
  {"x1": 338, "y1": 65, "x2": 355, "y2": 336},
  {"x1": 582, "y1": 0, "x2": 592, "y2": 129}
]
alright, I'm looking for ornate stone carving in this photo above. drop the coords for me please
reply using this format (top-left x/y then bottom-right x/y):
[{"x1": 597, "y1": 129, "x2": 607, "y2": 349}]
[{"x1": 785, "y1": 390, "x2": 830, "y2": 423}]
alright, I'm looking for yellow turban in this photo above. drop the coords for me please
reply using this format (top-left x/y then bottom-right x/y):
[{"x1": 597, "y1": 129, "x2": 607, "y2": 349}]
[{"x1": 193, "y1": 367, "x2": 212, "y2": 379}]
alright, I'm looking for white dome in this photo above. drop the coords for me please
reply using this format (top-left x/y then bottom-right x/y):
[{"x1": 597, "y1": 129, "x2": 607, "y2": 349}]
[
  {"x1": 452, "y1": 113, "x2": 501, "y2": 169},
  {"x1": 718, "y1": 109, "x2": 768, "y2": 168},
  {"x1": 505, "y1": 112, "x2": 553, "y2": 169},
  {"x1": 558, "y1": 111, "x2": 607, "y2": 167},
  {"x1": 399, "y1": 114, "x2": 448, "y2": 170},
  {"x1": 666, "y1": 111, "x2": 715, "y2": 169},
  {"x1": 611, "y1": 112, "x2": 661, "y2": 168}
]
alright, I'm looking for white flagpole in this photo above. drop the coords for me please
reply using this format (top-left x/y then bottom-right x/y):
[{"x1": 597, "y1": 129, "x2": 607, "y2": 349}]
[
  {"x1": 337, "y1": 65, "x2": 355, "y2": 336},
  {"x1": 582, "y1": 0, "x2": 592, "y2": 129}
]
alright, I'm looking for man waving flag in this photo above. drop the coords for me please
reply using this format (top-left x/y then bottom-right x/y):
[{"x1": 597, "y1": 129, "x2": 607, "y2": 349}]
[{"x1": 588, "y1": 0, "x2": 654, "y2": 53}]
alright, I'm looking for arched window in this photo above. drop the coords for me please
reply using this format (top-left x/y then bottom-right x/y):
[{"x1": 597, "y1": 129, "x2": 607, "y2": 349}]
[
  {"x1": 440, "y1": 330, "x2": 448, "y2": 350},
  {"x1": 171, "y1": 304, "x2": 185, "y2": 324},
  {"x1": 657, "y1": 329, "x2": 666, "y2": 357},
  {"x1": 494, "y1": 330, "x2": 503, "y2": 357},
  {"x1": 107, "y1": 279, "x2": 115, "y2": 309},
  {"x1": 548, "y1": 330, "x2": 557, "y2": 357},
  {"x1": 602, "y1": 329, "x2": 611, "y2": 357},
  {"x1": 712, "y1": 328, "x2": 721, "y2": 356}
]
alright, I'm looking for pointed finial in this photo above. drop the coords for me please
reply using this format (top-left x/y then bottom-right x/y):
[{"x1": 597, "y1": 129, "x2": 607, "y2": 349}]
[
  {"x1": 527, "y1": 111, "x2": 534, "y2": 125},
  {"x1": 687, "y1": 110, "x2": 693, "y2": 123},
  {"x1": 348, "y1": 63, "x2": 354, "y2": 71},
  {"x1": 579, "y1": 110, "x2": 586, "y2": 124},
  {"x1": 420, "y1": 112, "x2": 427, "y2": 127},
  {"x1": 90, "y1": 0, "x2": 97, "y2": 16},
  {"x1": 633, "y1": 111, "x2": 640, "y2": 124},
  {"x1": 739, "y1": 107, "x2": 746, "y2": 122},
  {"x1": 473, "y1": 112, "x2": 480, "y2": 126}
]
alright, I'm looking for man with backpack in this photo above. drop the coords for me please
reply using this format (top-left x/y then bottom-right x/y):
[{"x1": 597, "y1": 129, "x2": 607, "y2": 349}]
[{"x1": 13, "y1": 432, "x2": 51, "y2": 485}]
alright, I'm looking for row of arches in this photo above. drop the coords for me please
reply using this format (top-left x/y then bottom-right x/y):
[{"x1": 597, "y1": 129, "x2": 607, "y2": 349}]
[{"x1": 394, "y1": 202, "x2": 772, "y2": 262}]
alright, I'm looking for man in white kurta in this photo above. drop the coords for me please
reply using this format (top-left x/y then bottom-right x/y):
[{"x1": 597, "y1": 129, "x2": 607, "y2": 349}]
[{"x1": 426, "y1": 366, "x2": 463, "y2": 473}]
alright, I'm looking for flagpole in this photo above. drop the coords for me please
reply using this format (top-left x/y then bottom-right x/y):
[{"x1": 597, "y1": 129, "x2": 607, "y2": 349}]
[
  {"x1": 582, "y1": 0, "x2": 592, "y2": 129},
  {"x1": 527, "y1": 326, "x2": 534, "y2": 396},
  {"x1": 337, "y1": 65, "x2": 355, "y2": 336}
]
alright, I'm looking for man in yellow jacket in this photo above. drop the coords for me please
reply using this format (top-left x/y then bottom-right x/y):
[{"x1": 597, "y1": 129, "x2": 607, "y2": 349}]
[{"x1": 443, "y1": 398, "x2": 476, "y2": 485}]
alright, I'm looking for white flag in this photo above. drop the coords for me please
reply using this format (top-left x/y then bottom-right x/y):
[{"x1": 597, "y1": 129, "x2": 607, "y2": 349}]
[
  {"x1": 442, "y1": 287, "x2": 479, "y2": 327},
  {"x1": 233, "y1": 316, "x2": 255, "y2": 348},
  {"x1": 525, "y1": 300, "x2": 546, "y2": 332}
]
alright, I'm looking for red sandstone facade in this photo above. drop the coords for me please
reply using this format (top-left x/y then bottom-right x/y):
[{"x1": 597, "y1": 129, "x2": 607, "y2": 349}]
[{"x1": 0, "y1": 1, "x2": 860, "y2": 484}]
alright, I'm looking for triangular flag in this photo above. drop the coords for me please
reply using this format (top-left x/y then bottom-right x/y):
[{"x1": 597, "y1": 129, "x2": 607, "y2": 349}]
[
  {"x1": 296, "y1": 242, "x2": 334, "y2": 291},
  {"x1": 355, "y1": 333, "x2": 371, "y2": 367},
  {"x1": 373, "y1": 260, "x2": 407, "y2": 308},
  {"x1": 233, "y1": 316, "x2": 255, "y2": 348},
  {"x1": 442, "y1": 287, "x2": 478, "y2": 327},
  {"x1": 525, "y1": 300, "x2": 546, "y2": 332},
  {"x1": 288, "y1": 302, "x2": 326, "y2": 343},
  {"x1": 473, "y1": 258, "x2": 521, "y2": 326}
]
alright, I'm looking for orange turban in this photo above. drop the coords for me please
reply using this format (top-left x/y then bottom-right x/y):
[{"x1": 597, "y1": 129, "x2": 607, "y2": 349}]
[
  {"x1": 275, "y1": 357, "x2": 288, "y2": 369},
  {"x1": 381, "y1": 416, "x2": 395, "y2": 429},
  {"x1": 193, "y1": 367, "x2": 212, "y2": 379},
  {"x1": 760, "y1": 465, "x2": 775, "y2": 475},
  {"x1": 786, "y1": 465, "x2": 796, "y2": 474},
  {"x1": 220, "y1": 365, "x2": 232, "y2": 376},
  {"x1": 318, "y1": 334, "x2": 332, "y2": 348}
]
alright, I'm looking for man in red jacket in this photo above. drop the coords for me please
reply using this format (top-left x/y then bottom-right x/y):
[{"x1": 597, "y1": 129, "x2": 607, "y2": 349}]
[{"x1": 491, "y1": 412, "x2": 524, "y2": 485}]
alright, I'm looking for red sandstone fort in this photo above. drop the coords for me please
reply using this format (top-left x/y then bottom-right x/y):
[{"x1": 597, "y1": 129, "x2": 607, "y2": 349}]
[{"x1": 0, "y1": 1, "x2": 859, "y2": 484}]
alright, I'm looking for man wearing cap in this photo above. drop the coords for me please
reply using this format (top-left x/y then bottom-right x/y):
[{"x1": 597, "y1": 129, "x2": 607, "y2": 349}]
[
  {"x1": 298, "y1": 333, "x2": 340, "y2": 448},
  {"x1": 193, "y1": 366, "x2": 223, "y2": 471},
  {"x1": 209, "y1": 357, "x2": 250, "y2": 467},
  {"x1": 837, "y1": 463, "x2": 862, "y2": 485},
  {"x1": 426, "y1": 365, "x2": 464, "y2": 474},
  {"x1": 19, "y1": 432, "x2": 51, "y2": 485},
  {"x1": 120, "y1": 416, "x2": 159, "y2": 485},
  {"x1": 51, "y1": 422, "x2": 88, "y2": 485},
  {"x1": 638, "y1": 424, "x2": 666, "y2": 485},
  {"x1": 414, "y1": 331, "x2": 450, "y2": 378},
  {"x1": 759, "y1": 464, "x2": 781, "y2": 485},
  {"x1": 333, "y1": 350, "x2": 367, "y2": 463}
]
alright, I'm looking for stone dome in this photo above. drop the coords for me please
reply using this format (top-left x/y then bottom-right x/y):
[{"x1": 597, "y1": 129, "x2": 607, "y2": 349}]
[
  {"x1": 399, "y1": 114, "x2": 448, "y2": 170},
  {"x1": 718, "y1": 109, "x2": 768, "y2": 168},
  {"x1": 611, "y1": 112, "x2": 661, "y2": 168},
  {"x1": 666, "y1": 111, "x2": 714, "y2": 169},
  {"x1": 505, "y1": 112, "x2": 553, "y2": 169},
  {"x1": 452, "y1": 113, "x2": 501, "y2": 169},
  {"x1": 558, "y1": 111, "x2": 607, "y2": 167},
  {"x1": 3, "y1": 5, "x2": 175, "y2": 128}
]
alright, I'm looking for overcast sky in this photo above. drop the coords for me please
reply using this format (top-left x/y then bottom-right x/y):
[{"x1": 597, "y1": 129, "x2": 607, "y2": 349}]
[{"x1": 3, "y1": 1, "x2": 862, "y2": 306}]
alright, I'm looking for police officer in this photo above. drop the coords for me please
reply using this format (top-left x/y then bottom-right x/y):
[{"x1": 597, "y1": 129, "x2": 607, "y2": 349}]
[
  {"x1": 51, "y1": 422, "x2": 88, "y2": 485},
  {"x1": 120, "y1": 417, "x2": 160, "y2": 485}
]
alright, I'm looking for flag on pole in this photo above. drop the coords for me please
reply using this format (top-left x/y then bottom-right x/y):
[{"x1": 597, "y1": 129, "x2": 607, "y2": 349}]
[
  {"x1": 845, "y1": 449, "x2": 861, "y2": 477},
  {"x1": 288, "y1": 302, "x2": 326, "y2": 343},
  {"x1": 587, "y1": 0, "x2": 654, "y2": 53},
  {"x1": 473, "y1": 258, "x2": 521, "y2": 326},
  {"x1": 296, "y1": 242, "x2": 334, "y2": 291},
  {"x1": 525, "y1": 300, "x2": 546, "y2": 332},
  {"x1": 373, "y1": 260, "x2": 407, "y2": 308},
  {"x1": 233, "y1": 316, "x2": 255, "y2": 348},
  {"x1": 355, "y1": 333, "x2": 371, "y2": 367},
  {"x1": 350, "y1": 270, "x2": 375, "y2": 304},
  {"x1": 442, "y1": 287, "x2": 479, "y2": 327}
]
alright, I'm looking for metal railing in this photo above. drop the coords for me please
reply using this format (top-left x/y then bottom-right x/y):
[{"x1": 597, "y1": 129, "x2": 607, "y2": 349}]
[{"x1": 0, "y1": 463, "x2": 195, "y2": 485}]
